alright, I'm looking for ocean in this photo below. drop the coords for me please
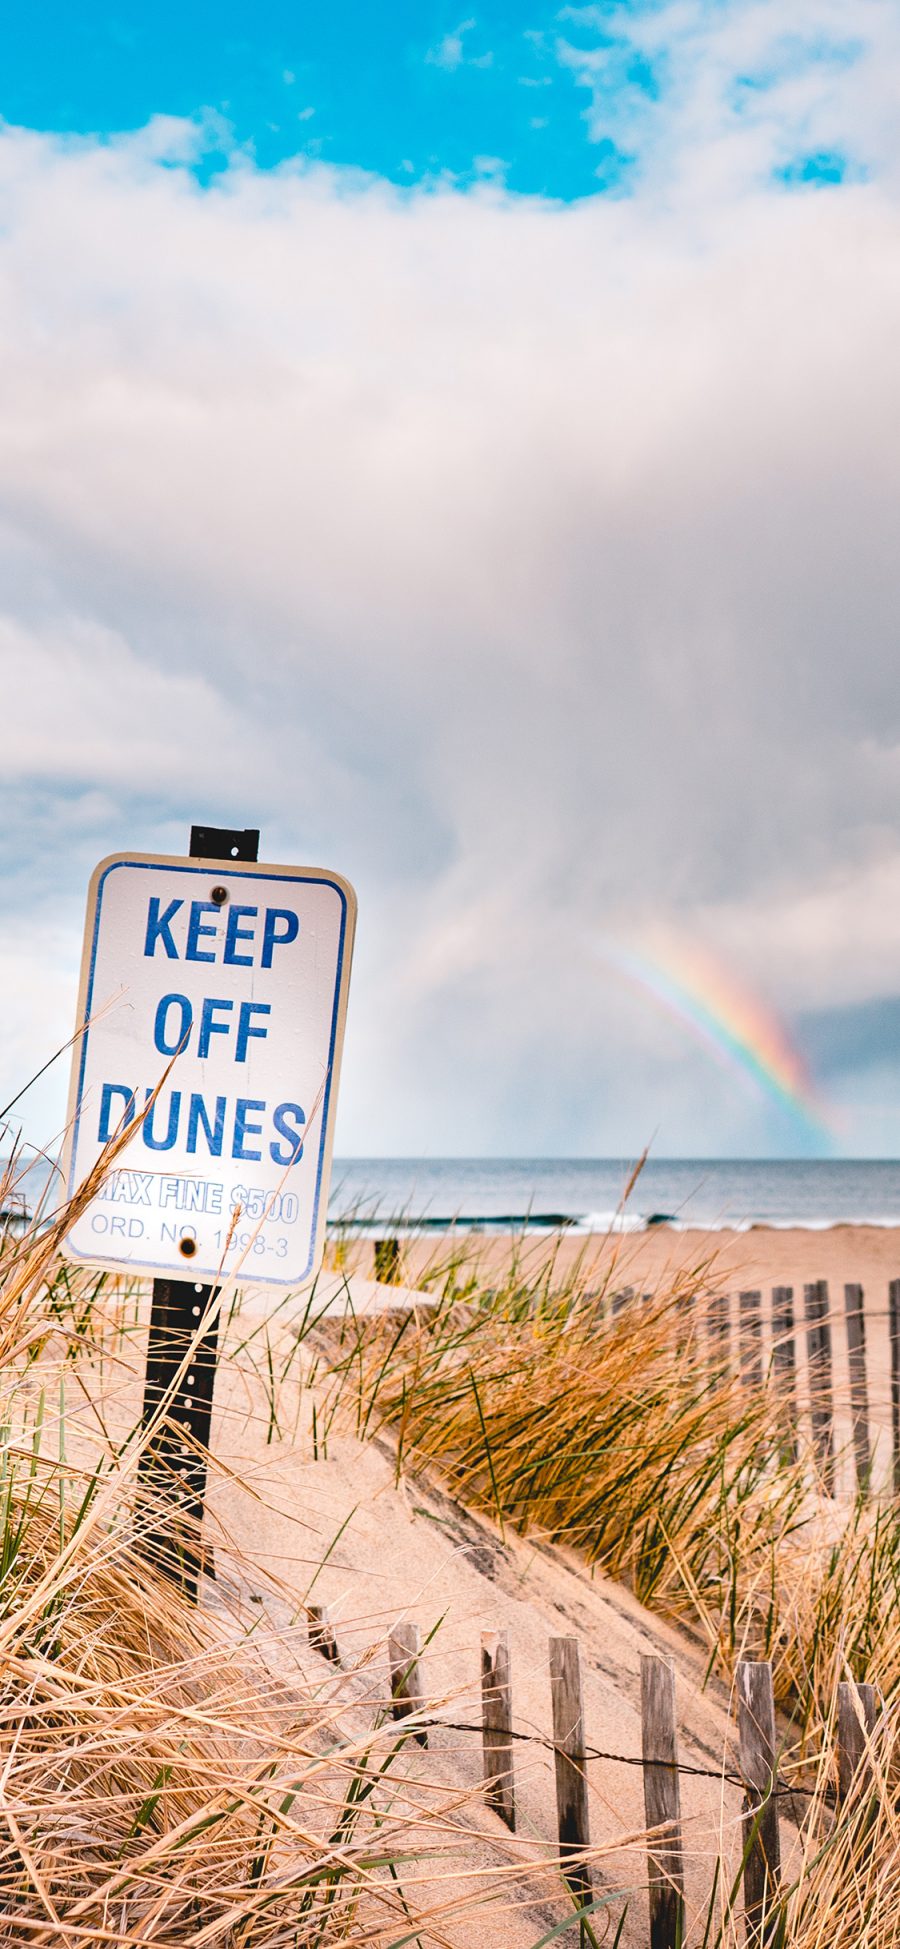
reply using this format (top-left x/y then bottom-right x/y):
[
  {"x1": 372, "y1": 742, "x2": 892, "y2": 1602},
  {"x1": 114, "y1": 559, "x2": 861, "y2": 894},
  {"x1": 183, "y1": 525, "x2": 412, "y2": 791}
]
[
  {"x1": 5, "y1": 1155, "x2": 900, "y2": 1234},
  {"x1": 326, "y1": 1157, "x2": 900, "y2": 1234}
]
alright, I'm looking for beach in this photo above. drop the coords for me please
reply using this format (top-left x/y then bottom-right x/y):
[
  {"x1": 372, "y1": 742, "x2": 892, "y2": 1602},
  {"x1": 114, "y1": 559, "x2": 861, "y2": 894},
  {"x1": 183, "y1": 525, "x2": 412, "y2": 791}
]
[{"x1": 344, "y1": 1217, "x2": 900, "y2": 1309}]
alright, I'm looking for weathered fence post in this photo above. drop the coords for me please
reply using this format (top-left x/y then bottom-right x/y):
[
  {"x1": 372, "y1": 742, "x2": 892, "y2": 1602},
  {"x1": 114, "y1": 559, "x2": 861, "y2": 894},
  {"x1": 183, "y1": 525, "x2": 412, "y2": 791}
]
[
  {"x1": 640, "y1": 1654, "x2": 685, "y2": 1949},
  {"x1": 708, "y1": 1291, "x2": 731, "y2": 1382},
  {"x1": 389, "y1": 1620, "x2": 427, "y2": 1745},
  {"x1": 889, "y1": 1279, "x2": 900, "y2": 1496},
  {"x1": 481, "y1": 1629, "x2": 516, "y2": 1831},
  {"x1": 836, "y1": 1681, "x2": 878, "y2": 1805},
  {"x1": 843, "y1": 1285, "x2": 871, "y2": 1494},
  {"x1": 804, "y1": 1280, "x2": 835, "y2": 1493},
  {"x1": 737, "y1": 1661, "x2": 781, "y2": 1948},
  {"x1": 549, "y1": 1636, "x2": 592, "y2": 1906},
  {"x1": 739, "y1": 1291, "x2": 763, "y2": 1389},
  {"x1": 308, "y1": 1604, "x2": 340, "y2": 1665},
  {"x1": 770, "y1": 1288, "x2": 797, "y2": 1459},
  {"x1": 375, "y1": 1237, "x2": 401, "y2": 1284}
]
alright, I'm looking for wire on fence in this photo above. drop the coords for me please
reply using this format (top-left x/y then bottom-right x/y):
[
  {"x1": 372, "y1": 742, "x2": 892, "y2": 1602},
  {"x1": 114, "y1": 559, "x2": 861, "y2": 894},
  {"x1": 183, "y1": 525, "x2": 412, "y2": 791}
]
[{"x1": 403, "y1": 1715, "x2": 828, "y2": 1805}]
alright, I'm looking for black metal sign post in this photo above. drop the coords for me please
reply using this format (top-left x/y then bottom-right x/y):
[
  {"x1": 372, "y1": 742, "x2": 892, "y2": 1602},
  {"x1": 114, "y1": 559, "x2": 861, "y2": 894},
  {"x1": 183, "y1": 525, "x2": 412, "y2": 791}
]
[{"x1": 137, "y1": 824, "x2": 259, "y2": 1598}]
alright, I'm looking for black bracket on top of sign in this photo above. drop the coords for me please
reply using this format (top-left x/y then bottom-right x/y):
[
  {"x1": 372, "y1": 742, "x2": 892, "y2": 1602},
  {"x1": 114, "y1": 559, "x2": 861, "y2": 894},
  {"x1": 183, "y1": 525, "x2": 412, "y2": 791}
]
[
  {"x1": 190, "y1": 825, "x2": 260, "y2": 863},
  {"x1": 137, "y1": 824, "x2": 259, "y2": 1599}
]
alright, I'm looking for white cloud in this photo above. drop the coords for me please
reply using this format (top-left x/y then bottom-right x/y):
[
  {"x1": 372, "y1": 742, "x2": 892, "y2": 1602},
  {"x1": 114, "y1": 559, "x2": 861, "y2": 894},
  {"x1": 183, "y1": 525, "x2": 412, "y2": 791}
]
[
  {"x1": 557, "y1": 0, "x2": 900, "y2": 200},
  {"x1": 426, "y1": 19, "x2": 477, "y2": 72},
  {"x1": 0, "y1": 109, "x2": 898, "y2": 1154},
  {"x1": 0, "y1": 616, "x2": 250, "y2": 788}
]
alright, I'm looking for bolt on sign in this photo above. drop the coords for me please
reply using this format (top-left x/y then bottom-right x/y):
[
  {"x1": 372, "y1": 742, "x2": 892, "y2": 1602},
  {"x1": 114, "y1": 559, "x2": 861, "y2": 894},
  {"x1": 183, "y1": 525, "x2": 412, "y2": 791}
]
[{"x1": 62, "y1": 852, "x2": 356, "y2": 1288}]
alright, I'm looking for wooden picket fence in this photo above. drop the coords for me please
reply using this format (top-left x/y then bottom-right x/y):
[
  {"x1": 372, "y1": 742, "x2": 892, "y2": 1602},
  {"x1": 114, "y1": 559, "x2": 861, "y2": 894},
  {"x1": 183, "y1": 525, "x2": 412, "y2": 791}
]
[
  {"x1": 371, "y1": 1249, "x2": 900, "y2": 1498},
  {"x1": 608, "y1": 1273, "x2": 900, "y2": 1497},
  {"x1": 305, "y1": 1605, "x2": 884, "y2": 1947},
  {"x1": 350, "y1": 1259, "x2": 897, "y2": 1936},
  {"x1": 693, "y1": 1276, "x2": 900, "y2": 1497}
]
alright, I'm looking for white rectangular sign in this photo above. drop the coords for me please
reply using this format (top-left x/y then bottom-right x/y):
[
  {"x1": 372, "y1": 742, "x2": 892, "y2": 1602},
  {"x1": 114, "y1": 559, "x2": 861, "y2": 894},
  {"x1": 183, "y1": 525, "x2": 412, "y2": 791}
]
[{"x1": 62, "y1": 852, "x2": 356, "y2": 1288}]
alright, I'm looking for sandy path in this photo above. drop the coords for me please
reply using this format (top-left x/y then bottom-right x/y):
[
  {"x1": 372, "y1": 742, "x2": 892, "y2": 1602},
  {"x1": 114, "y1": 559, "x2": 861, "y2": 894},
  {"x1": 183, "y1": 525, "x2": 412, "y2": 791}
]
[
  {"x1": 57, "y1": 1269, "x2": 759, "y2": 1947},
  {"x1": 206, "y1": 1359, "x2": 748, "y2": 1948}
]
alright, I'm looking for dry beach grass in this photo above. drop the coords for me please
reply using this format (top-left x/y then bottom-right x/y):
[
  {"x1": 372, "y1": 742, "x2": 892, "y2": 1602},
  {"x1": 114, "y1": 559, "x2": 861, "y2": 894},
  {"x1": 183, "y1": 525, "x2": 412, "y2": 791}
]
[
  {"x1": 316, "y1": 1235, "x2": 900, "y2": 1945},
  {"x1": 319, "y1": 1251, "x2": 900, "y2": 1733},
  {"x1": 0, "y1": 1145, "x2": 899, "y2": 1943},
  {"x1": 0, "y1": 1157, "x2": 582, "y2": 1948}
]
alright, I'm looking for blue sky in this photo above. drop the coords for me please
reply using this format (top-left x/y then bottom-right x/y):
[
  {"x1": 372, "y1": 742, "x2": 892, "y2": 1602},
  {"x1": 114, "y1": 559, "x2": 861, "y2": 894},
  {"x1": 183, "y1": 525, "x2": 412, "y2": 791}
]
[
  {"x1": 4, "y1": 3, "x2": 612, "y2": 195},
  {"x1": 0, "y1": 2, "x2": 899, "y2": 1159},
  {"x1": 0, "y1": 2, "x2": 874, "y2": 199}
]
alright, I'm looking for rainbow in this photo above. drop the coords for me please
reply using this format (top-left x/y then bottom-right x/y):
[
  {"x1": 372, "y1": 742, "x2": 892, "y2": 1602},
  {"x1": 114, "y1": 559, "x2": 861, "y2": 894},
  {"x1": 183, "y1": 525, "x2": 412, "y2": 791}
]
[{"x1": 605, "y1": 936, "x2": 835, "y2": 1146}]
